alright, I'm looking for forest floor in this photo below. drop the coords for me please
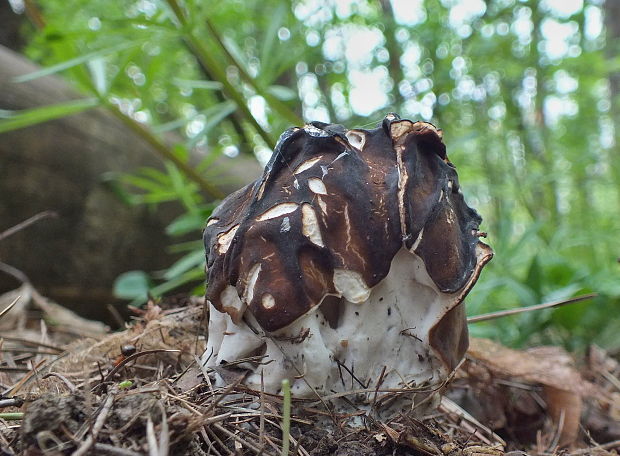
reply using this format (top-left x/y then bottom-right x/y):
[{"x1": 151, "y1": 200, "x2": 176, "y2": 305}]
[{"x1": 0, "y1": 289, "x2": 619, "y2": 456}]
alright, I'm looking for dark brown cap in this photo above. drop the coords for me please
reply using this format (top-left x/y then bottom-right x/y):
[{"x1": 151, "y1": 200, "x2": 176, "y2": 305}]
[{"x1": 204, "y1": 114, "x2": 491, "y2": 334}]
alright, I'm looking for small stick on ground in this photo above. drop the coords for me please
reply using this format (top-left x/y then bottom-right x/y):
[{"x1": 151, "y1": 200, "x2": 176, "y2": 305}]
[
  {"x1": 93, "y1": 443, "x2": 142, "y2": 456},
  {"x1": 99, "y1": 349, "x2": 180, "y2": 385},
  {"x1": 42, "y1": 372, "x2": 78, "y2": 393},
  {"x1": 157, "y1": 402, "x2": 170, "y2": 456},
  {"x1": 72, "y1": 391, "x2": 115, "y2": 456},
  {"x1": 568, "y1": 439, "x2": 620, "y2": 455},
  {"x1": 0, "y1": 398, "x2": 24, "y2": 409},
  {"x1": 146, "y1": 416, "x2": 158, "y2": 456},
  {"x1": 213, "y1": 422, "x2": 272, "y2": 456},
  {"x1": 0, "y1": 297, "x2": 21, "y2": 320},
  {"x1": 0, "y1": 336, "x2": 63, "y2": 352},
  {"x1": 0, "y1": 211, "x2": 57, "y2": 242}
]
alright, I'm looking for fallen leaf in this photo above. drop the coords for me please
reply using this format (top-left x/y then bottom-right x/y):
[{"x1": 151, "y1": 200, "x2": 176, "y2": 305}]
[{"x1": 467, "y1": 338, "x2": 587, "y2": 446}]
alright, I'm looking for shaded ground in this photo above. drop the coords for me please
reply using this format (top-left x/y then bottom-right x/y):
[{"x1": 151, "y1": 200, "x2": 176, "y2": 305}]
[{"x1": 0, "y1": 293, "x2": 618, "y2": 455}]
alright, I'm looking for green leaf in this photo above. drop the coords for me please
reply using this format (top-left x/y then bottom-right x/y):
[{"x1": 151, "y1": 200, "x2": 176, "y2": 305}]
[
  {"x1": 163, "y1": 249, "x2": 205, "y2": 280},
  {"x1": 259, "y1": 3, "x2": 287, "y2": 82},
  {"x1": 267, "y1": 85, "x2": 297, "y2": 101},
  {"x1": 191, "y1": 283, "x2": 206, "y2": 296},
  {"x1": 166, "y1": 212, "x2": 209, "y2": 236},
  {"x1": 524, "y1": 255, "x2": 542, "y2": 300},
  {"x1": 153, "y1": 100, "x2": 235, "y2": 134},
  {"x1": 101, "y1": 172, "x2": 142, "y2": 206},
  {"x1": 202, "y1": 101, "x2": 237, "y2": 132},
  {"x1": 168, "y1": 240, "x2": 204, "y2": 253},
  {"x1": 12, "y1": 41, "x2": 138, "y2": 83},
  {"x1": 594, "y1": 314, "x2": 620, "y2": 351},
  {"x1": 187, "y1": 101, "x2": 237, "y2": 147},
  {"x1": 172, "y1": 78, "x2": 223, "y2": 90},
  {"x1": 121, "y1": 174, "x2": 170, "y2": 195},
  {"x1": 87, "y1": 57, "x2": 108, "y2": 94},
  {"x1": 146, "y1": 267, "x2": 204, "y2": 300},
  {"x1": 135, "y1": 167, "x2": 172, "y2": 186},
  {"x1": 222, "y1": 35, "x2": 251, "y2": 74},
  {"x1": 0, "y1": 98, "x2": 99, "y2": 134},
  {"x1": 118, "y1": 380, "x2": 134, "y2": 389},
  {"x1": 164, "y1": 161, "x2": 200, "y2": 212},
  {"x1": 114, "y1": 271, "x2": 152, "y2": 300}
]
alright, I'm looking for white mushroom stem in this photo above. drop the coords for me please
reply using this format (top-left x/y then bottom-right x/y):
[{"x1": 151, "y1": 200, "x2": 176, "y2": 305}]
[{"x1": 203, "y1": 248, "x2": 461, "y2": 398}]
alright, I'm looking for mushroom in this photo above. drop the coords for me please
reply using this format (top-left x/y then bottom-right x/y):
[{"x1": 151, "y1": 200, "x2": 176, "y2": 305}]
[{"x1": 202, "y1": 113, "x2": 492, "y2": 399}]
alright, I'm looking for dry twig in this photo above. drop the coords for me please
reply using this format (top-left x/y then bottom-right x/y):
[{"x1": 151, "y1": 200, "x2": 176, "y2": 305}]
[
  {"x1": 467, "y1": 293, "x2": 597, "y2": 323},
  {"x1": 0, "y1": 211, "x2": 57, "y2": 242},
  {"x1": 72, "y1": 391, "x2": 115, "y2": 456},
  {"x1": 0, "y1": 297, "x2": 20, "y2": 321}
]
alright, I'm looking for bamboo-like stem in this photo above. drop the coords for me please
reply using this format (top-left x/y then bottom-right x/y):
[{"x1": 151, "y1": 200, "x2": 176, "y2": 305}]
[
  {"x1": 204, "y1": 18, "x2": 303, "y2": 126},
  {"x1": 165, "y1": 0, "x2": 277, "y2": 150}
]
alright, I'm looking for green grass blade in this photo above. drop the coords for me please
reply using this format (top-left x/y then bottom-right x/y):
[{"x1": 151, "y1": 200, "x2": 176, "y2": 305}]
[
  {"x1": 0, "y1": 413, "x2": 24, "y2": 421},
  {"x1": 280, "y1": 378, "x2": 291, "y2": 456},
  {"x1": 0, "y1": 98, "x2": 99, "y2": 134}
]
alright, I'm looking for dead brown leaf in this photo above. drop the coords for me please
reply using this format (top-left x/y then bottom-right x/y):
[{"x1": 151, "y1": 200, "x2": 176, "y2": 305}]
[{"x1": 467, "y1": 338, "x2": 588, "y2": 446}]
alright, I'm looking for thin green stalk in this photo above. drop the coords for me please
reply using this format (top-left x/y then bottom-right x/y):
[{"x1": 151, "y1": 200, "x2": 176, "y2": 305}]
[
  {"x1": 165, "y1": 0, "x2": 277, "y2": 150},
  {"x1": 106, "y1": 102, "x2": 224, "y2": 199},
  {"x1": 280, "y1": 379, "x2": 291, "y2": 456},
  {"x1": 0, "y1": 413, "x2": 24, "y2": 420},
  {"x1": 204, "y1": 18, "x2": 303, "y2": 126}
]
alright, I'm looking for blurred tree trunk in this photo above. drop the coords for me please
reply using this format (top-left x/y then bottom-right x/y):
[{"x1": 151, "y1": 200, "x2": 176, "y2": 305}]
[
  {"x1": 530, "y1": 1, "x2": 559, "y2": 229},
  {"x1": 605, "y1": 1, "x2": 620, "y2": 100},
  {"x1": 379, "y1": 0, "x2": 406, "y2": 107},
  {"x1": 604, "y1": 0, "x2": 620, "y2": 212},
  {"x1": 0, "y1": 44, "x2": 260, "y2": 322}
]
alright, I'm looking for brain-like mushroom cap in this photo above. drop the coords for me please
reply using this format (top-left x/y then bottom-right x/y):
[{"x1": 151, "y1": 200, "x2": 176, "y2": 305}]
[{"x1": 204, "y1": 114, "x2": 491, "y2": 335}]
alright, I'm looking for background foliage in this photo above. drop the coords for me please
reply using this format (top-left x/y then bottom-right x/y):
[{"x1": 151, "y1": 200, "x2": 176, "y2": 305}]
[{"x1": 3, "y1": 0, "x2": 619, "y2": 350}]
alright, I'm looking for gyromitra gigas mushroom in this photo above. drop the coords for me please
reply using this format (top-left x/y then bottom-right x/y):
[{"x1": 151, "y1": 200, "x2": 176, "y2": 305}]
[{"x1": 202, "y1": 113, "x2": 492, "y2": 399}]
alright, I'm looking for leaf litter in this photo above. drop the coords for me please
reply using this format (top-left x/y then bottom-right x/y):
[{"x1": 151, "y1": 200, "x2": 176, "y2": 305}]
[{"x1": 0, "y1": 289, "x2": 618, "y2": 456}]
